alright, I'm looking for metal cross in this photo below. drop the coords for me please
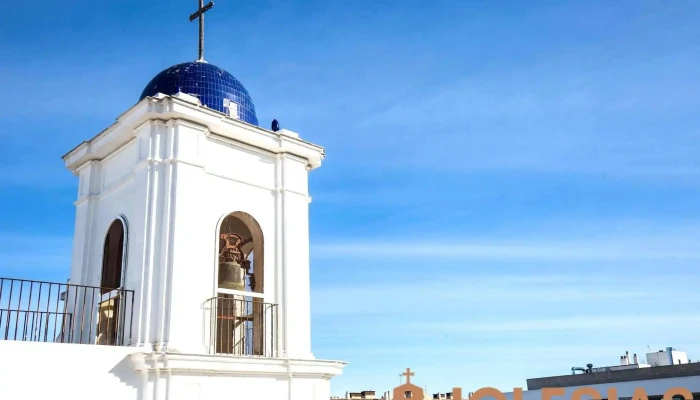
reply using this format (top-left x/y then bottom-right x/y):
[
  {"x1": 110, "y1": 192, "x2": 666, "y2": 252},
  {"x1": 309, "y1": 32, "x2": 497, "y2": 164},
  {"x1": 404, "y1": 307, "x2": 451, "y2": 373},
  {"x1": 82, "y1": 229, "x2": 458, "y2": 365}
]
[
  {"x1": 401, "y1": 368, "x2": 415, "y2": 384},
  {"x1": 189, "y1": 0, "x2": 215, "y2": 62}
]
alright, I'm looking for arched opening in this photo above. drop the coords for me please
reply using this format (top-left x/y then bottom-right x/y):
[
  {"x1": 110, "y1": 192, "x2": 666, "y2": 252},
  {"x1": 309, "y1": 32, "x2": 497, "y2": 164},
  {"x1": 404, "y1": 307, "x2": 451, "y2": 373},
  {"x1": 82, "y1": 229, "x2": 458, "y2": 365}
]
[
  {"x1": 217, "y1": 212, "x2": 263, "y2": 294},
  {"x1": 100, "y1": 220, "x2": 124, "y2": 291},
  {"x1": 96, "y1": 218, "x2": 126, "y2": 346},
  {"x1": 214, "y1": 212, "x2": 266, "y2": 355}
]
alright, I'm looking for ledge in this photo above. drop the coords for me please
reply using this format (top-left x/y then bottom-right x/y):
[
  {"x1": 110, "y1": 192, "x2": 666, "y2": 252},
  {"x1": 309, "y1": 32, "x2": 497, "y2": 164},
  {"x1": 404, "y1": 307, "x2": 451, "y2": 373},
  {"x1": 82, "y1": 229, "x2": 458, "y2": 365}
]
[
  {"x1": 63, "y1": 95, "x2": 325, "y2": 172},
  {"x1": 128, "y1": 352, "x2": 347, "y2": 379}
]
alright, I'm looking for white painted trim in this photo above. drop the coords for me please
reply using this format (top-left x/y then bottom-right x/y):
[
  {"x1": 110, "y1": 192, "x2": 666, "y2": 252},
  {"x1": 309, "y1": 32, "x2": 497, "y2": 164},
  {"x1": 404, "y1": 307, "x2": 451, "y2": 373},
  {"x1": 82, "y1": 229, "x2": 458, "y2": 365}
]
[
  {"x1": 63, "y1": 96, "x2": 325, "y2": 173},
  {"x1": 274, "y1": 153, "x2": 284, "y2": 357},
  {"x1": 128, "y1": 352, "x2": 346, "y2": 379},
  {"x1": 117, "y1": 215, "x2": 129, "y2": 290},
  {"x1": 158, "y1": 135, "x2": 178, "y2": 351}
]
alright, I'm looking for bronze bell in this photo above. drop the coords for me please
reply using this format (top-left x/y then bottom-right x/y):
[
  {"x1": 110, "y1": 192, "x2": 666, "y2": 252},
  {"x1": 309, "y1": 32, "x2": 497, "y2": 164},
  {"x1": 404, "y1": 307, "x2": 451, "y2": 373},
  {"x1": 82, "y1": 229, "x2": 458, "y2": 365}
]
[
  {"x1": 219, "y1": 260, "x2": 246, "y2": 291},
  {"x1": 218, "y1": 232, "x2": 252, "y2": 291}
]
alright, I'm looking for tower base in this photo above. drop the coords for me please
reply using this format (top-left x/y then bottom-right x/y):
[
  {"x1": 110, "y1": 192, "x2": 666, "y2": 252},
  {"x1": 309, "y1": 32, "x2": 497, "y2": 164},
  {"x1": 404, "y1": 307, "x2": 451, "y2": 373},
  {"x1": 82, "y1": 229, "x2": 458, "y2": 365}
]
[{"x1": 0, "y1": 341, "x2": 345, "y2": 400}]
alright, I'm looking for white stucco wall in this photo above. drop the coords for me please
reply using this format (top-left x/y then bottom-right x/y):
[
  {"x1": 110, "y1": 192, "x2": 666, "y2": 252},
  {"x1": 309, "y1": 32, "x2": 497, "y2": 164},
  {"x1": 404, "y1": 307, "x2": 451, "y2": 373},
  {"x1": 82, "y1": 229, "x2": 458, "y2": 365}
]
[
  {"x1": 0, "y1": 341, "x2": 142, "y2": 400},
  {"x1": 64, "y1": 98, "x2": 321, "y2": 358},
  {"x1": 0, "y1": 340, "x2": 341, "y2": 400}
]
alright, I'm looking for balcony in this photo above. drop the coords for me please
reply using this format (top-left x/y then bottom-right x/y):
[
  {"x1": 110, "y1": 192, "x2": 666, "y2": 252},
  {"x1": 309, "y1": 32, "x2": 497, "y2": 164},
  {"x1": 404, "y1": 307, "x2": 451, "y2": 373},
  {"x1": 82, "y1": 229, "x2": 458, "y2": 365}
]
[
  {"x1": 205, "y1": 295, "x2": 278, "y2": 357},
  {"x1": 0, "y1": 277, "x2": 134, "y2": 346}
]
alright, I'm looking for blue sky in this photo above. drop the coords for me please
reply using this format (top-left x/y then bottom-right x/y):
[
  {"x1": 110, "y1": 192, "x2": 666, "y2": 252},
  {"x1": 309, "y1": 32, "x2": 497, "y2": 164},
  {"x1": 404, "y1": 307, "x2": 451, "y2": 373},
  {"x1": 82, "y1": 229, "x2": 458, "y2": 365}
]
[{"x1": 2, "y1": 0, "x2": 700, "y2": 396}]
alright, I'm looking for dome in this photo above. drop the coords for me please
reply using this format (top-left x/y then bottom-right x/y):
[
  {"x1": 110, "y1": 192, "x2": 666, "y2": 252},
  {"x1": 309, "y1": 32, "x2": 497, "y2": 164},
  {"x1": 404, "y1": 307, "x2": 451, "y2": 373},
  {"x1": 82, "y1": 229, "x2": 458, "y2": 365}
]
[{"x1": 139, "y1": 62, "x2": 259, "y2": 126}]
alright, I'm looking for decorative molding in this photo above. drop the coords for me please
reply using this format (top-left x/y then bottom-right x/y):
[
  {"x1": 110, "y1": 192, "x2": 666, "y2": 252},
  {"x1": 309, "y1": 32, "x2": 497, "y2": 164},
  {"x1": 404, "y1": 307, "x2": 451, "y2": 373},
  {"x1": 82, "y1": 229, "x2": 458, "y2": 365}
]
[
  {"x1": 128, "y1": 352, "x2": 346, "y2": 379},
  {"x1": 63, "y1": 95, "x2": 324, "y2": 173}
]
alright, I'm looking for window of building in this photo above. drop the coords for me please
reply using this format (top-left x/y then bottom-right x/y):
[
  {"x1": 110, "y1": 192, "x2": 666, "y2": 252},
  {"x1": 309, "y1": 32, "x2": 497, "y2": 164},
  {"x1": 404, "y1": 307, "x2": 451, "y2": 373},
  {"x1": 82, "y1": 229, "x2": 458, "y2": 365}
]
[{"x1": 97, "y1": 219, "x2": 126, "y2": 345}]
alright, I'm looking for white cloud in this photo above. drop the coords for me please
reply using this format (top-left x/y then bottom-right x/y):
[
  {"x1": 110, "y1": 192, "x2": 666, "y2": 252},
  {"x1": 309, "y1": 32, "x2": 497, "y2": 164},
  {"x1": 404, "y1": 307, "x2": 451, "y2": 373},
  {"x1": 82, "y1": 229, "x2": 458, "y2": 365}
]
[{"x1": 411, "y1": 314, "x2": 700, "y2": 334}]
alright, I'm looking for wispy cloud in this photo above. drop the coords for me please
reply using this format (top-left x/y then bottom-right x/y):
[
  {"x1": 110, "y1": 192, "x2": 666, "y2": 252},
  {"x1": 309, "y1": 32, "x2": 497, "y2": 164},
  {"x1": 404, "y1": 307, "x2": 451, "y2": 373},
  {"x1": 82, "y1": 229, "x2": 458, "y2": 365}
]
[
  {"x1": 403, "y1": 314, "x2": 700, "y2": 334},
  {"x1": 312, "y1": 272, "x2": 696, "y2": 318},
  {"x1": 315, "y1": 343, "x2": 700, "y2": 361},
  {"x1": 0, "y1": 234, "x2": 72, "y2": 277},
  {"x1": 312, "y1": 217, "x2": 700, "y2": 260},
  {"x1": 313, "y1": 237, "x2": 700, "y2": 261},
  {"x1": 325, "y1": 45, "x2": 700, "y2": 180},
  {"x1": 0, "y1": 163, "x2": 74, "y2": 188}
]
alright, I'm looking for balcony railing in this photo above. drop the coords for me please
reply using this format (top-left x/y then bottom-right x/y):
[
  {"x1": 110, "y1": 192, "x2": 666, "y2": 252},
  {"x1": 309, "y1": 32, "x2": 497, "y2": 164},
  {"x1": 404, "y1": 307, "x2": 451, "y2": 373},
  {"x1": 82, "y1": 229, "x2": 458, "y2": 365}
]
[
  {"x1": 0, "y1": 277, "x2": 134, "y2": 346},
  {"x1": 205, "y1": 295, "x2": 277, "y2": 357}
]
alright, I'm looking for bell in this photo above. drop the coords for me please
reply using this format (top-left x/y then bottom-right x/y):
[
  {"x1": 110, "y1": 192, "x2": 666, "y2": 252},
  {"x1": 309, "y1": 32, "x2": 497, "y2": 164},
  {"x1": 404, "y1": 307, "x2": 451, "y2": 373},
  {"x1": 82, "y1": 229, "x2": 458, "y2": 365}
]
[{"x1": 219, "y1": 261, "x2": 246, "y2": 291}]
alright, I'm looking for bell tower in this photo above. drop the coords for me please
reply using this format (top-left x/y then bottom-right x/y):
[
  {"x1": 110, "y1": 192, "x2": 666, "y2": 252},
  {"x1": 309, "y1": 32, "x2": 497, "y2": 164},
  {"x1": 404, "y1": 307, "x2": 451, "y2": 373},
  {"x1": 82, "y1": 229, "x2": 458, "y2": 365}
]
[
  {"x1": 64, "y1": 89, "x2": 327, "y2": 358},
  {"x1": 62, "y1": 75, "x2": 344, "y2": 399},
  {"x1": 0, "y1": 2, "x2": 345, "y2": 399}
]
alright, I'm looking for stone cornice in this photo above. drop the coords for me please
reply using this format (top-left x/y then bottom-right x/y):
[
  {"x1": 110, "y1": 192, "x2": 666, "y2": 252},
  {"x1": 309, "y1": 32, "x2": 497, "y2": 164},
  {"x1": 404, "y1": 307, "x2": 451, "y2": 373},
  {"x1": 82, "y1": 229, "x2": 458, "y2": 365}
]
[
  {"x1": 63, "y1": 95, "x2": 325, "y2": 172},
  {"x1": 128, "y1": 352, "x2": 346, "y2": 379}
]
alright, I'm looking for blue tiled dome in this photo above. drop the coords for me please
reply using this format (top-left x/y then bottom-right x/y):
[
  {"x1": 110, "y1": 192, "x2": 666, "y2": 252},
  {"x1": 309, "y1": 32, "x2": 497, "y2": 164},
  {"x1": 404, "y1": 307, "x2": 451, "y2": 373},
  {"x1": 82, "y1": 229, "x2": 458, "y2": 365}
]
[{"x1": 139, "y1": 61, "x2": 258, "y2": 126}]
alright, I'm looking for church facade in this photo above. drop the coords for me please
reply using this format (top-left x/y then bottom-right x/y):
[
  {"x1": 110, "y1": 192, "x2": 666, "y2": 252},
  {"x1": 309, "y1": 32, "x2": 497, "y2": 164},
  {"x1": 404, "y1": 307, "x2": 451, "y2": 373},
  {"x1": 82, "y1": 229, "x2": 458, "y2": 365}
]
[{"x1": 0, "y1": 4, "x2": 345, "y2": 399}]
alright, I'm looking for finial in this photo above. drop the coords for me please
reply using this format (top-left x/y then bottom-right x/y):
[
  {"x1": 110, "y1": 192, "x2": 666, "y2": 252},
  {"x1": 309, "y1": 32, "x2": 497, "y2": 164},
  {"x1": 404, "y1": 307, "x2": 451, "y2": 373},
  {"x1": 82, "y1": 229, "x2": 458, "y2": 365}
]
[{"x1": 271, "y1": 119, "x2": 280, "y2": 132}]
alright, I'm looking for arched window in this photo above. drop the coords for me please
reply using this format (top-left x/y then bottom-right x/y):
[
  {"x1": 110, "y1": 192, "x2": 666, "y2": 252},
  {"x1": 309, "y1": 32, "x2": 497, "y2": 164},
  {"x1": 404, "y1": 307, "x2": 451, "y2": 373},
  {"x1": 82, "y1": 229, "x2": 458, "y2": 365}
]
[
  {"x1": 214, "y1": 212, "x2": 265, "y2": 355},
  {"x1": 100, "y1": 219, "x2": 125, "y2": 292},
  {"x1": 97, "y1": 218, "x2": 126, "y2": 346}
]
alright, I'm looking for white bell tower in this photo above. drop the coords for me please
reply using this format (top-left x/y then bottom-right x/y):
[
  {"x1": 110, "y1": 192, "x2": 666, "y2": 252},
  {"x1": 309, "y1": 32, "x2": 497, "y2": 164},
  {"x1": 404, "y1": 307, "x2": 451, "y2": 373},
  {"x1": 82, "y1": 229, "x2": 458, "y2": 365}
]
[{"x1": 61, "y1": 90, "x2": 345, "y2": 399}]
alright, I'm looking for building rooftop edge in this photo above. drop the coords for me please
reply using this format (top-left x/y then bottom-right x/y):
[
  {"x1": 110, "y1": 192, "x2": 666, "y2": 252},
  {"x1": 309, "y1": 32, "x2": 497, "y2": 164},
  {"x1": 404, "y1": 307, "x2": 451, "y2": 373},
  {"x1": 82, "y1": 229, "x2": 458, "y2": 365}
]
[
  {"x1": 526, "y1": 362, "x2": 700, "y2": 390},
  {"x1": 62, "y1": 94, "x2": 325, "y2": 171}
]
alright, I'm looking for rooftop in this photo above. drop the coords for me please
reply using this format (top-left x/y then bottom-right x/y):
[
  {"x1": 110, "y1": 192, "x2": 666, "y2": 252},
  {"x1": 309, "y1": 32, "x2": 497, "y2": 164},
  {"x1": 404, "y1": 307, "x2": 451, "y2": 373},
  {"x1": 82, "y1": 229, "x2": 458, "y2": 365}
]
[{"x1": 527, "y1": 348, "x2": 697, "y2": 390}]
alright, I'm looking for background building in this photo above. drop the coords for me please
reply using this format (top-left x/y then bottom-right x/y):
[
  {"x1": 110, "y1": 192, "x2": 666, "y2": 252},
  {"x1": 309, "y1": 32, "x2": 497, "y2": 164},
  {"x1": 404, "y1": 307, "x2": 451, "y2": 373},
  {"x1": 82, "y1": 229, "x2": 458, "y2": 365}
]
[
  {"x1": 376, "y1": 369, "x2": 464, "y2": 400},
  {"x1": 331, "y1": 391, "x2": 380, "y2": 399},
  {"x1": 503, "y1": 347, "x2": 699, "y2": 400}
]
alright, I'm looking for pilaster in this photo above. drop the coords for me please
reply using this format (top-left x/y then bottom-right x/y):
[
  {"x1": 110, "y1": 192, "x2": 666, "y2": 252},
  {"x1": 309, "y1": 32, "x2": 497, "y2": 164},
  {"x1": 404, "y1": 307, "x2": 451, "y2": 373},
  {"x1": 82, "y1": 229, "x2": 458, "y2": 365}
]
[
  {"x1": 133, "y1": 120, "x2": 175, "y2": 349},
  {"x1": 69, "y1": 160, "x2": 101, "y2": 287},
  {"x1": 275, "y1": 153, "x2": 314, "y2": 359}
]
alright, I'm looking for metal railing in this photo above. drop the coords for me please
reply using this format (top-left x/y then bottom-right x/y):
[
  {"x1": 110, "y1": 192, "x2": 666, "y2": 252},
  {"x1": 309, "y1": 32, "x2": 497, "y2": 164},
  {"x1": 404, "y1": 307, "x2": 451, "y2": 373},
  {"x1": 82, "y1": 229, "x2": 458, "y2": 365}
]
[
  {"x1": 0, "y1": 277, "x2": 134, "y2": 346},
  {"x1": 206, "y1": 295, "x2": 277, "y2": 357}
]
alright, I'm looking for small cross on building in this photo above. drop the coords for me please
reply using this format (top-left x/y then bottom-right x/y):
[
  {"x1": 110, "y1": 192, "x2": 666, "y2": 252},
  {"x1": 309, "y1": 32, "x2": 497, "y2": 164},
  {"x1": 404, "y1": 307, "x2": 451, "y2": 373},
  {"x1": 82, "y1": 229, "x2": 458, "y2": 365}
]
[{"x1": 402, "y1": 368, "x2": 415, "y2": 384}]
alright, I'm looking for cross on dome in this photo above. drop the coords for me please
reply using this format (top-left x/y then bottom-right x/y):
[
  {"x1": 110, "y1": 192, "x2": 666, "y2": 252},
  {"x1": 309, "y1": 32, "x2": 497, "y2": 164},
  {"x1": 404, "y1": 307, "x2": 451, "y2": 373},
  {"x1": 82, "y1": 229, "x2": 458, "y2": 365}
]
[
  {"x1": 140, "y1": 0, "x2": 260, "y2": 126},
  {"x1": 189, "y1": 0, "x2": 215, "y2": 62}
]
